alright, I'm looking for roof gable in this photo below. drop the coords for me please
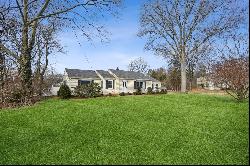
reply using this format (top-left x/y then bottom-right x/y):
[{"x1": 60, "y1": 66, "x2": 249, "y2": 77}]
[{"x1": 96, "y1": 70, "x2": 115, "y2": 79}]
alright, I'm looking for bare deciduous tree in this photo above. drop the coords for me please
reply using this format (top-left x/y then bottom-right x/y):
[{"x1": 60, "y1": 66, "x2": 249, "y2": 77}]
[
  {"x1": 138, "y1": 0, "x2": 247, "y2": 92},
  {"x1": 212, "y1": 57, "x2": 249, "y2": 101},
  {"x1": 0, "y1": 0, "x2": 121, "y2": 102},
  {"x1": 212, "y1": 35, "x2": 249, "y2": 101},
  {"x1": 128, "y1": 57, "x2": 150, "y2": 74},
  {"x1": 32, "y1": 23, "x2": 63, "y2": 96}
]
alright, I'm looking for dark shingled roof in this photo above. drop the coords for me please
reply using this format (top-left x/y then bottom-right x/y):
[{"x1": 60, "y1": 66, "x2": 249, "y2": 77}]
[
  {"x1": 109, "y1": 69, "x2": 152, "y2": 80},
  {"x1": 96, "y1": 70, "x2": 115, "y2": 79},
  {"x1": 65, "y1": 68, "x2": 100, "y2": 79},
  {"x1": 149, "y1": 77, "x2": 161, "y2": 82}
]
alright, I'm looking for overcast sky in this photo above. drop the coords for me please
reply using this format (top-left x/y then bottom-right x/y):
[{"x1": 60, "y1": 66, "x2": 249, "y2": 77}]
[{"x1": 50, "y1": 0, "x2": 168, "y2": 74}]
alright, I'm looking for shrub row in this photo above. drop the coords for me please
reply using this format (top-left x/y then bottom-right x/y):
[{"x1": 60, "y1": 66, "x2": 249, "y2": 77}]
[
  {"x1": 57, "y1": 84, "x2": 167, "y2": 99},
  {"x1": 57, "y1": 83, "x2": 102, "y2": 99},
  {"x1": 119, "y1": 87, "x2": 167, "y2": 96}
]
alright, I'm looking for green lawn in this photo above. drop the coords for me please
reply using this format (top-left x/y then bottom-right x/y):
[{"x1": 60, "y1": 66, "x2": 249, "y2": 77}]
[{"x1": 0, "y1": 94, "x2": 249, "y2": 165}]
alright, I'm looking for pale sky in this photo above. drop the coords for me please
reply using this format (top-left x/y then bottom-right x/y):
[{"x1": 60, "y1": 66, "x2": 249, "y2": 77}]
[{"x1": 50, "y1": 0, "x2": 168, "y2": 74}]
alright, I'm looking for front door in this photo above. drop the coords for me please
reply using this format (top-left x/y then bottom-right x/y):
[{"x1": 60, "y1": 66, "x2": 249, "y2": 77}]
[{"x1": 122, "y1": 80, "x2": 128, "y2": 92}]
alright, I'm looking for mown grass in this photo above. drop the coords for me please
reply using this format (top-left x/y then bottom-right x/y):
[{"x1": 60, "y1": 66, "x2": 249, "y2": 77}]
[{"x1": 0, "y1": 94, "x2": 249, "y2": 165}]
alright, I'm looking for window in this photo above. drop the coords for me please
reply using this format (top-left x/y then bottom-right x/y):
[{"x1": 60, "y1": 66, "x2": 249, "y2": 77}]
[
  {"x1": 106, "y1": 80, "x2": 113, "y2": 89},
  {"x1": 138, "y1": 82, "x2": 143, "y2": 88},
  {"x1": 123, "y1": 81, "x2": 127, "y2": 88},
  {"x1": 78, "y1": 80, "x2": 91, "y2": 86},
  {"x1": 134, "y1": 81, "x2": 143, "y2": 89}
]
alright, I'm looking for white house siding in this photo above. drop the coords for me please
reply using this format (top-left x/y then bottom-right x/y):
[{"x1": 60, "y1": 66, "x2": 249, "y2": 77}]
[
  {"x1": 94, "y1": 80, "x2": 102, "y2": 85},
  {"x1": 152, "y1": 82, "x2": 161, "y2": 91},
  {"x1": 58, "y1": 69, "x2": 162, "y2": 95},
  {"x1": 95, "y1": 71, "x2": 116, "y2": 94},
  {"x1": 64, "y1": 77, "x2": 101, "y2": 91},
  {"x1": 118, "y1": 79, "x2": 134, "y2": 93},
  {"x1": 117, "y1": 79, "x2": 136, "y2": 93},
  {"x1": 64, "y1": 78, "x2": 161, "y2": 94},
  {"x1": 197, "y1": 77, "x2": 221, "y2": 90},
  {"x1": 101, "y1": 80, "x2": 117, "y2": 95},
  {"x1": 116, "y1": 79, "x2": 121, "y2": 92},
  {"x1": 118, "y1": 80, "x2": 153, "y2": 93},
  {"x1": 50, "y1": 86, "x2": 60, "y2": 96},
  {"x1": 127, "y1": 80, "x2": 136, "y2": 92},
  {"x1": 66, "y1": 78, "x2": 79, "y2": 90},
  {"x1": 146, "y1": 81, "x2": 153, "y2": 90}
]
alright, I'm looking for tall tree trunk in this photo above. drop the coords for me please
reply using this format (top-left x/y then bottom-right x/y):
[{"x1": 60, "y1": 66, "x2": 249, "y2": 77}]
[
  {"x1": 20, "y1": 55, "x2": 32, "y2": 98},
  {"x1": 20, "y1": 25, "x2": 32, "y2": 99},
  {"x1": 0, "y1": 52, "x2": 5, "y2": 102},
  {"x1": 20, "y1": 0, "x2": 33, "y2": 100},
  {"x1": 181, "y1": 61, "x2": 187, "y2": 93}
]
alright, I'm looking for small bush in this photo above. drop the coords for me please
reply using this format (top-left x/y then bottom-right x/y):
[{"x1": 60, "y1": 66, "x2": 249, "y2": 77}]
[
  {"x1": 155, "y1": 89, "x2": 160, "y2": 94},
  {"x1": 135, "y1": 87, "x2": 142, "y2": 95},
  {"x1": 74, "y1": 83, "x2": 101, "y2": 98},
  {"x1": 160, "y1": 89, "x2": 168, "y2": 94},
  {"x1": 74, "y1": 86, "x2": 86, "y2": 98},
  {"x1": 147, "y1": 87, "x2": 153, "y2": 94},
  {"x1": 119, "y1": 92, "x2": 126, "y2": 96},
  {"x1": 6, "y1": 89, "x2": 23, "y2": 103},
  {"x1": 58, "y1": 84, "x2": 71, "y2": 99}
]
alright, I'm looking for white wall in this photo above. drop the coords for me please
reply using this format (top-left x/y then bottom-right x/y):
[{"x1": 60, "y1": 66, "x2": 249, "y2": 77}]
[
  {"x1": 64, "y1": 76, "x2": 101, "y2": 90},
  {"x1": 62, "y1": 70, "x2": 162, "y2": 94},
  {"x1": 102, "y1": 80, "x2": 117, "y2": 95},
  {"x1": 50, "y1": 86, "x2": 60, "y2": 96}
]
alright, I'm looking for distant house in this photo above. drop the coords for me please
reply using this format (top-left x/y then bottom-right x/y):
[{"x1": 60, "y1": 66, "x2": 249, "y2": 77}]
[
  {"x1": 197, "y1": 77, "x2": 221, "y2": 90},
  {"x1": 58, "y1": 68, "x2": 161, "y2": 95},
  {"x1": 107, "y1": 69, "x2": 161, "y2": 94},
  {"x1": 63, "y1": 68, "x2": 102, "y2": 90}
]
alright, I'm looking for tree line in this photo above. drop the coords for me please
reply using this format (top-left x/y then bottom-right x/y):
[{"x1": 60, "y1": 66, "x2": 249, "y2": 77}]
[
  {"x1": 0, "y1": 0, "x2": 249, "y2": 108},
  {"x1": 128, "y1": 0, "x2": 248, "y2": 101},
  {"x1": 0, "y1": 0, "x2": 121, "y2": 107},
  {"x1": 138, "y1": 0, "x2": 248, "y2": 93}
]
